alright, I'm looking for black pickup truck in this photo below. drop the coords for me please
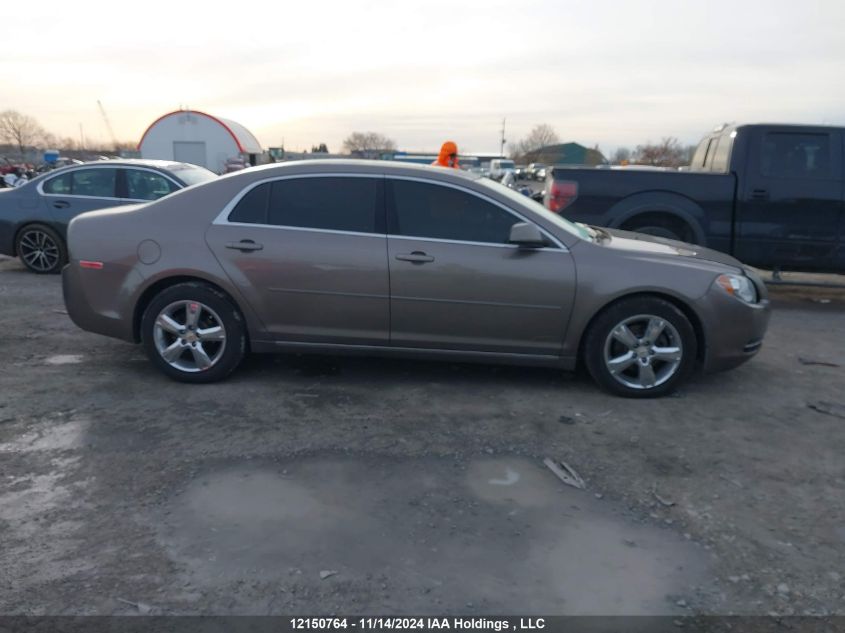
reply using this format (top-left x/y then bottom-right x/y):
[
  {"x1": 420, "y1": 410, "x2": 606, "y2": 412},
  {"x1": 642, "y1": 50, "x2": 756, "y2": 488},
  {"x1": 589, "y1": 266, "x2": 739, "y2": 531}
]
[{"x1": 543, "y1": 123, "x2": 844, "y2": 273}]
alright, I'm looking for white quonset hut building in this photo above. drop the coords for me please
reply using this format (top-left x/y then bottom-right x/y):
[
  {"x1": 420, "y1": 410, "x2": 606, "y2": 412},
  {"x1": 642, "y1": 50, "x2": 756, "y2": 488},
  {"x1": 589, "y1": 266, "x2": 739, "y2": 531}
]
[{"x1": 138, "y1": 109, "x2": 263, "y2": 174}]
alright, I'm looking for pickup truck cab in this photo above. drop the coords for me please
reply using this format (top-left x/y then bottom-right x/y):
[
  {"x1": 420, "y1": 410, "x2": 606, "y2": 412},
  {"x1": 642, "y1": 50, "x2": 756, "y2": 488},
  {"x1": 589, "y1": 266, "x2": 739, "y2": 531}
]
[{"x1": 544, "y1": 124, "x2": 844, "y2": 273}]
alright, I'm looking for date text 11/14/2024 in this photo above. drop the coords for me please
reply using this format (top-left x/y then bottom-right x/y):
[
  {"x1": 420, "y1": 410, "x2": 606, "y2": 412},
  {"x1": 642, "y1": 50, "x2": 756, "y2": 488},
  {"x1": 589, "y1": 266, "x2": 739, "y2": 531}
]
[{"x1": 290, "y1": 618, "x2": 547, "y2": 631}]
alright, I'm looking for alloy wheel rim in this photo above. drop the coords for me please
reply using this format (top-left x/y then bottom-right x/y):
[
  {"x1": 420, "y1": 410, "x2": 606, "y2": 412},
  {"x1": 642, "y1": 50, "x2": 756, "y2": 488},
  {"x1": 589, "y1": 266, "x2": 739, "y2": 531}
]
[
  {"x1": 603, "y1": 314, "x2": 683, "y2": 390},
  {"x1": 19, "y1": 230, "x2": 60, "y2": 272},
  {"x1": 153, "y1": 300, "x2": 227, "y2": 373}
]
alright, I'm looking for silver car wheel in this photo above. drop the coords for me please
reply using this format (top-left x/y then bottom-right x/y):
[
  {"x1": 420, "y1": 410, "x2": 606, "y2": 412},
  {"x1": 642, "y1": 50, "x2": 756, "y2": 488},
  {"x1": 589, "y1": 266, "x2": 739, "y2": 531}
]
[
  {"x1": 603, "y1": 314, "x2": 683, "y2": 390},
  {"x1": 19, "y1": 229, "x2": 60, "y2": 272},
  {"x1": 153, "y1": 300, "x2": 227, "y2": 373}
]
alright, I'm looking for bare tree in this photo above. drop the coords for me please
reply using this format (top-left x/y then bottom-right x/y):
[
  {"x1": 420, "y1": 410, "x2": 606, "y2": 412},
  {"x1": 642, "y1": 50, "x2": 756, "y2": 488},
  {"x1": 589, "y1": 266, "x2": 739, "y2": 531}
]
[
  {"x1": 632, "y1": 137, "x2": 686, "y2": 168},
  {"x1": 0, "y1": 110, "x2": 46, "y2": 156},
  {"x1": 342, "y1": 132, "x2": 396, "y2": 155},
  {"x1": 612, "y1": 147, "x2": 632, "y2": 164},
  {"x1": 56, "y1": 136, "x2": 79, "y2": 151},
  {"x1": 510, "y1": 124, "x2": 559, "y2": 159}
]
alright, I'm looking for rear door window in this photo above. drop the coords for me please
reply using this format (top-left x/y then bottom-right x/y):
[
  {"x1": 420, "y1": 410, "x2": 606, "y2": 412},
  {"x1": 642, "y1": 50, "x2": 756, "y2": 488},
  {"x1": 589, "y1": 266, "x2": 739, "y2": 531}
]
[
  {"x1": 760, "y1": 133, "x2": 832, "y2": 179},
  {"x1": 268, "y1": 177, "x2": 378, "y2": 233},
  {"x1": 389, "y1": 179, "x2": 518, "y2": 244},
  {"x1": 69, "y1": 168, "x2": 117, "y2": 197}
]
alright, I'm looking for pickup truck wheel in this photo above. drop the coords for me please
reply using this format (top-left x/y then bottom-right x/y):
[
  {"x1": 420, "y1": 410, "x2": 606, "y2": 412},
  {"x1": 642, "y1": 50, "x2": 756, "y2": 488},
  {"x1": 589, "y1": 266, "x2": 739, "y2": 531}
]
[{"x1": 584, "y1": 297, "x2": 697, "y2": 398}]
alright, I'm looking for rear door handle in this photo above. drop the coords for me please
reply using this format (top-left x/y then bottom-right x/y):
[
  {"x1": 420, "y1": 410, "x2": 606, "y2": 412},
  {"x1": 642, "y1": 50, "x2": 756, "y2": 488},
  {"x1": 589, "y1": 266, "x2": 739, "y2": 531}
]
[
  {"x1": 750, "y1": 189, "x2": 769, "y2": 201},
  {"x1": 395, "y1": 251, "x2": 434, "y2": 264},
  {"x1": 225, "y1": 240, "x2": 264, "y2": 252},
  {"x1": 52, "y1": 200, "x2": 70, "y2": 209}
]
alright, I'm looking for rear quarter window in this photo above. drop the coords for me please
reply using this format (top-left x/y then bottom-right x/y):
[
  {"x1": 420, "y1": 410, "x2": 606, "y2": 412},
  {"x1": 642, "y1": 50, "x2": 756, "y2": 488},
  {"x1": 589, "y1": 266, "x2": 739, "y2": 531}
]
[{"x1": 43, "y1": 172, "x2": 71, "y2": 194}]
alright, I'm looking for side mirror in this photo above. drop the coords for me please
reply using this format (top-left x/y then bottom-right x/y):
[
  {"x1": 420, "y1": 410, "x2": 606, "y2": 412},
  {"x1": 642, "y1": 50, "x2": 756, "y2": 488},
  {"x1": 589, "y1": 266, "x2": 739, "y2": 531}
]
[{"x1": 509, "y1": 222, "x2": 546, "y2": 248}]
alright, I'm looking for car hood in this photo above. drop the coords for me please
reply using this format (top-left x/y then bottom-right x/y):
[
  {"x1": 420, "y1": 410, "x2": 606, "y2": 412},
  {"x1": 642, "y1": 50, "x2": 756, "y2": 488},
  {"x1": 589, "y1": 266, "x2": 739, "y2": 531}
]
[{"x1": 599, "y1": 227, "x2": 744, "y2": 270}]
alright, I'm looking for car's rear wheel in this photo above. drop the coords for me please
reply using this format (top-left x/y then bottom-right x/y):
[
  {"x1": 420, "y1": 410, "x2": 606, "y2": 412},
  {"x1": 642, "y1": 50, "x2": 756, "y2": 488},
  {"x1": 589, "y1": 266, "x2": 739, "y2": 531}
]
[
  {"x1": 141, "y1": 282, "x2": 246, "y2": 383},
  {"x1": 584, "y1": 297, "x2": 697, "y2": 398},
  {"x1": 16, "y1": 224, "x2": 67, "y2": 274}
]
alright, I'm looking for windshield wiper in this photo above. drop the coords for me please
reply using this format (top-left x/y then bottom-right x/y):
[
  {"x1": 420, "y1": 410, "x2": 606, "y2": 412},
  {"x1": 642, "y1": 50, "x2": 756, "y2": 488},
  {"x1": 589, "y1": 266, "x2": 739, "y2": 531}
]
[
  {"x1": 592, "y1": 226, "x2": 612, "y2": 242},
  {"x1": 575, "y1": 222, "x2": 601, "y2": 242}
]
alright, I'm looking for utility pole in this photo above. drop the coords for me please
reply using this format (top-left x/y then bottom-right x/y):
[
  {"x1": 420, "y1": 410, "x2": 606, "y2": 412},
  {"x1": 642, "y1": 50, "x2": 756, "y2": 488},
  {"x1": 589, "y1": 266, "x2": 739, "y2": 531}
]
[
  {"x1": 79, "y1": 123, "x2": 85, "y2": 150},
  {"x1": 499, "y1": 118, "x2": 506, "y2": 157}
]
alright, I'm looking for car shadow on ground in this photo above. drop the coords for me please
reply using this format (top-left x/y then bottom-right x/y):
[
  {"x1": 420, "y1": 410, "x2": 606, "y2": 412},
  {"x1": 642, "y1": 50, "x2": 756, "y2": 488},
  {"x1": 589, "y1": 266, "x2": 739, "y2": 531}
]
[{"x1": 234, "y1": 351, "x2": 591, "y2": 390}]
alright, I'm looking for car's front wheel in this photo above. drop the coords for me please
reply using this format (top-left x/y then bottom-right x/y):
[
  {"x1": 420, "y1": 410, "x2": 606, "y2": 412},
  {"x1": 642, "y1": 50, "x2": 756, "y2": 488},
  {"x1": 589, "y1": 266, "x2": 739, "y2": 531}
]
[
  {"x1": 16, "y1": 224, "x2": 67, "y2": 274},
  {"x1": 583, "y1": 296, "x2": 698, "y2": 398},
  {"x1": 141, "y1": 282, "x2": 247, "y2": 383}
]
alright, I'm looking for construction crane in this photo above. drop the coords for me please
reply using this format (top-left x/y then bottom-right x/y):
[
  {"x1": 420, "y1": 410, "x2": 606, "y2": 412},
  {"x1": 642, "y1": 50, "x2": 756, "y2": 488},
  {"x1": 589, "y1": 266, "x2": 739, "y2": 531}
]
[{"x1": 96, "y1": 100, "x2": 118, "y2": 151}]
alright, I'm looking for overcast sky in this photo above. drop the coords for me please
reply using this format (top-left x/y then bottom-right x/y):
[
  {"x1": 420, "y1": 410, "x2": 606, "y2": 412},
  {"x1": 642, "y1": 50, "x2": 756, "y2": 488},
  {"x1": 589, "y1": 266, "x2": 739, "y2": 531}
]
[{"x1": 3, "y1": 0, "x2": 843, "y2": 155}]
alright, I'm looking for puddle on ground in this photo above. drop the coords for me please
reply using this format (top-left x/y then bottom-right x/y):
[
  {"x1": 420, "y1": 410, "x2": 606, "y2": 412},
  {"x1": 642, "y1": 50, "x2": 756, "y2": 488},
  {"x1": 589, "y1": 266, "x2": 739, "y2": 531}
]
[{"x1": 157, "y1": 457, "x2": 706, "y2": 614}]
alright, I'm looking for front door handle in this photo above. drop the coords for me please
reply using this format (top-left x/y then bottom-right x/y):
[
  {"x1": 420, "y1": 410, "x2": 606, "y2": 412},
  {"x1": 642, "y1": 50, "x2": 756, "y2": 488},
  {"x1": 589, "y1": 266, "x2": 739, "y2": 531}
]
[
  {"x1": 225, "y1": 240, "x2": 264, "y2": 252},
  {"x1": 750, "y1": 188, "x2": 769, "y2": 201},
  {"x1": 395, "y1": 251, "x2": 434, "y2": 264},
  {"x1": 52, "y1": 200, "x2": 70, "y2": 209}
]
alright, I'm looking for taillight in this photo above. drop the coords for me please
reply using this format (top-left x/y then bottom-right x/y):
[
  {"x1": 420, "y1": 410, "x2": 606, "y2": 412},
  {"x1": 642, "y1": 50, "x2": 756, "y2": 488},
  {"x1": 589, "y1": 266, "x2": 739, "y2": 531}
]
[{"x1": 548, "y1": 180, "x2": 578, "y2": 214}]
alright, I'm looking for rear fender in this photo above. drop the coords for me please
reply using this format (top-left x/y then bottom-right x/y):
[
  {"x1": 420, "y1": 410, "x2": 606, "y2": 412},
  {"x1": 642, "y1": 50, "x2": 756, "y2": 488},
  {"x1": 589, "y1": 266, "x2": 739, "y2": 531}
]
[{"x1": 605, "y1": 192, "x2": 707, "y2": 245}]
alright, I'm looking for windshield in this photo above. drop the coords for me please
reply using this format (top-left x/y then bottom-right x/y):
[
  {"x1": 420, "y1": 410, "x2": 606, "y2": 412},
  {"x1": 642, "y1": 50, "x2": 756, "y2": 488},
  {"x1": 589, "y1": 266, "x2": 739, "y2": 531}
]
[
  {"x1": 170, "y1": 164, "x2": 217, "y2": 186},
  {"x1": 475, "y1": 177, "x2": 591, "y2": 241}
]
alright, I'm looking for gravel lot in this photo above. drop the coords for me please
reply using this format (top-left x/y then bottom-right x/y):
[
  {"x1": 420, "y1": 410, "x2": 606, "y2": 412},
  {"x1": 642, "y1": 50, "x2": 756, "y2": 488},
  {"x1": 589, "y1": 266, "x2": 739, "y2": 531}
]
[{"x1": 1, "y1": 255, "x2": 844, "y2": 616}]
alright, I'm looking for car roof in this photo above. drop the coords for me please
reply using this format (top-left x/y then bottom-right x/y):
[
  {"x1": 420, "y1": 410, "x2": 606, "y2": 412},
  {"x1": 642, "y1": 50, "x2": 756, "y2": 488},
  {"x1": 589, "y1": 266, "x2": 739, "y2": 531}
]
[
  {"x1": 217, "y1": 159, "x2": 485, "y2": 184},
  {"x1": 25, "y1": 159, "x2": 205, "y2": 185}
]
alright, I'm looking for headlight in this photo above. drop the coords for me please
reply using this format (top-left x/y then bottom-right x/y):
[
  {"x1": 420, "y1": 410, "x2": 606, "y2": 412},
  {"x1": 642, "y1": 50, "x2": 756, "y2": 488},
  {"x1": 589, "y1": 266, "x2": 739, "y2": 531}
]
[{"x1": 716, "y1": 274, "x2": 758, "y2": 304}]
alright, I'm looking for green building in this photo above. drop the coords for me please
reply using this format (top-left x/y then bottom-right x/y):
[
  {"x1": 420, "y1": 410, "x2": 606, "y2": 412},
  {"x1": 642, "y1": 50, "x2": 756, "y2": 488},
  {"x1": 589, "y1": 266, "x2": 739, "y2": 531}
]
[{"x1": 523, "y1": 143, "x2": 607, "y2": 166}]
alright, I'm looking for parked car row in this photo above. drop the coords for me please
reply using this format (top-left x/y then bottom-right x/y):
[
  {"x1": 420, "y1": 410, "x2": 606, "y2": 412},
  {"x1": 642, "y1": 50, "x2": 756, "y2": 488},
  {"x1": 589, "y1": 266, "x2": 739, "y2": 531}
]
[{"x1": 0, "y1": 159, "x2": 217, "y2": 273}]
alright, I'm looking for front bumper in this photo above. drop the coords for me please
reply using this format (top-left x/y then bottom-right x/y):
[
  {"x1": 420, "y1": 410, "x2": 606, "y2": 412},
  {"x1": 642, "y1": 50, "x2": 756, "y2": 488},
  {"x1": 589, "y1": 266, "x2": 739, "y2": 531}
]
[{"x1": 694, "y1": 277, "x2": 771, "y2": 373}]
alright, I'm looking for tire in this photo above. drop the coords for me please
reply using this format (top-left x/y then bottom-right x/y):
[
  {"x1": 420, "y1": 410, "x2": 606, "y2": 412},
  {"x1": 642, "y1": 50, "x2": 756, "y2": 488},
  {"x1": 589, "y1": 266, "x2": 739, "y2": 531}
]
[
  {"x1": 16, "y1": 223, "x2": 67, "y2": 274},
  {"x1": 140, "y1": 282, "x2": 247, "y2": 383},
  {"x1": 583, "y1": 296, "x2": 697, "y2": 398}
]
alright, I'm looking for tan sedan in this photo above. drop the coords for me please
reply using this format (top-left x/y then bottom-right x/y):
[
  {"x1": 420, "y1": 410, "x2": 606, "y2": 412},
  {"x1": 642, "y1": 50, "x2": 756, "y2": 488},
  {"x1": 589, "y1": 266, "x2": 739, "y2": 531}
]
[{"x1": 62, "y1": 160, "x2": 770, "y2": 397}]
